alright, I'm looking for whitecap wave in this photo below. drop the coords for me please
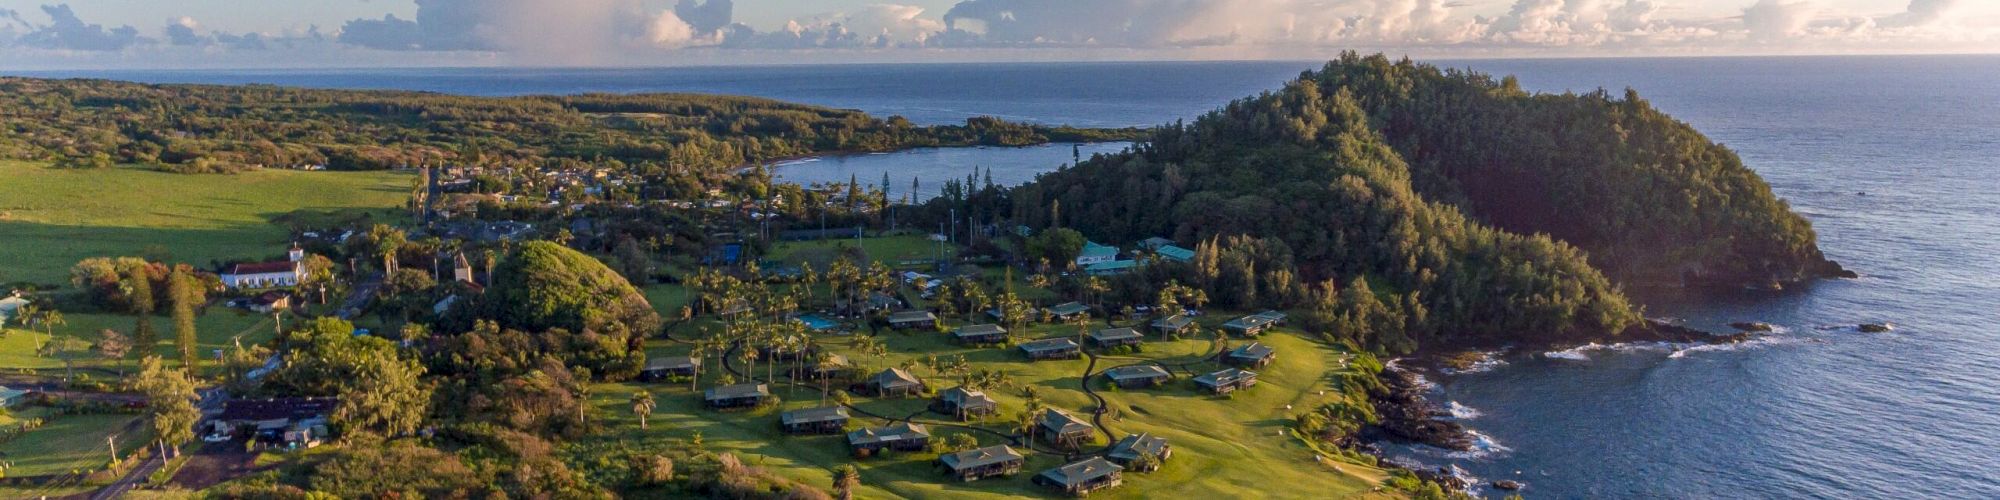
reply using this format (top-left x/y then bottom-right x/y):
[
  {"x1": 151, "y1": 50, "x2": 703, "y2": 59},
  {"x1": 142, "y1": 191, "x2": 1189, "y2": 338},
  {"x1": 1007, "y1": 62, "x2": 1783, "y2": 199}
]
[
  {"x1": 1446, "y1": 401, "x2": 1483, "y2": 420},
  {"x1": 1439, "y1": 351, "x2": 1510, "y2": 375},
  {"x1": 1443, "y1": 429, "x2": 1514, "y2": 460}
]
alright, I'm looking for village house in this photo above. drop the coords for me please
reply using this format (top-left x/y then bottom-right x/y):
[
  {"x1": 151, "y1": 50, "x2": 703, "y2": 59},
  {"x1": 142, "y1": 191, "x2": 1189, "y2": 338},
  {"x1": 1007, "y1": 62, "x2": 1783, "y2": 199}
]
[
  {"x1": 953, "y1": 323, "x2": 1008, "y2": 345},
  {"x1": 1018, "y1": 338, "x2": 1082, "y2": 361},
  {"x1": 1087, "y1": 327, "x2": 1143, "y2": 348},
  {"x1": 1193, "y1": 368, "x2": 1259, "y2": 395},
  {"x1": 213, "y1": 397, "x2": 338, "y2": 449},
  {"x1": 1045, "y1": 302, "x2": 1090, "y2": 322},
  {"x1": 847, "y1": 422, "x2": 931, "y2": 457},
  {"x1": 1103, "y1": 365, "x2": 1172, "y2": 389},
  {"x1": 807, "y1": 353, "x2": 852, "y2": 380},
  {"x1": 1227, "y1": 342, "x2": 1277, "y2": 368},
  {"x1": 1150, "y1": 314, "x2": 1195, "y2": 336},
  {"x1": 867, "y1": 367, "x2": 926, "y2": 398},
  {"x1": 886, "y1": 310, "x2": 938, "y2": 329},
  {"x1": 220, "y1": 244, "x2": 307, "y2": 289},
  {"x1": 640, "y1": 356, "x2": 701, "y2": 381},
  {"x1": 1034, "y1": 457, "x2": 1125, "y2": 496},
  {"x1": 705, "y1": 383, "x2": 769, "y2": 409},
  {"x1": 780, "y1": 406, "x2": 850, "y2": 434},
  {"x1": 937, "y1": 445, "x2": 1025, "y2": 481},
  {"x1": 1250, "y1": 310, "x2": 1287, "y2": 325},
  {"x1": 1076, "y1": 241, "x2": 1119, "y2": 267},
  {"x1": 932, "y1": 386, "x2": 999, "y2": 420},
  {"x1": 1155, "y1": 245, "x2": 1196, "y2": 263},
  {"x1": 248, "y1": 291, "x2": 292, "y2": 314},
  {"x1": 1106, "y1": 433, "x2": 1172, "y2": 471},
  {"x1": 1083, "y1": 259, "x2": 1138, "y2": 276},
  {"x1": 1037, "y1": 409, "x2": 1095, "y2": 449},
  {"x1": 1221, "y1": 314, "x2": 1277, "y2": 337}
]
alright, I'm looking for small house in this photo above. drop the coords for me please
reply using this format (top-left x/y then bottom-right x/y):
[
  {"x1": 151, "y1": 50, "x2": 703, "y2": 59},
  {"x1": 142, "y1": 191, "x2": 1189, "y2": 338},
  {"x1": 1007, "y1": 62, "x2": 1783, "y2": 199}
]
[
  {"x1": 1087, "y1": 327, "x2": 1143, "y2": 348},
  {"x1": 953, "y1": 324, "x2": 1008, "y2": 345},
  {"x1": 847, "y1": 422, "x2": 931, "y2": 457},
  {"x1": 1045, "y1": 302, "x2": 1090, "y2": 321},
  {"x1": 1037, "y1": 409, "x2": 1094, "y2": 449},
  {"x1": 807, "y1": 353, "x2": 852, "y2": 380},
  {"x1": 1018, "y1": 338, "x2": 1081, "y2": 361},
  {"x1": 1106, "y1": 433, "x2": 1172, "y2": 471},
  {"x1": 867, "y1": 368, "x2": 926, "y2": 398},
  {"x1": 1076, "y1": 241, "x2": 1119, "y2": 266},
  {"x1": 640, "y1": 356, "x2": 701, "y2": 381},
  {"x1": 1150, "y1": 314, "x2": 1194, "y2": 336},
  {"x1": 248, "y1": 291, "x2": 292, "y2": 313},
  {"x1": 1084, "y1": 260, "x2": 1137, "y2": 276},
  {"x1": 938, "y1": 445, "x2": 1025, "y2": 481},
  {"x1": 1034, "y1": 457, "x2": 1124, "y2": 496},
  {"x1": 1221, "y1": 314, "x2": 1277, "y2": 337},
  {"x1": 1250, "y1": 310, "x2": 1288, "y2": 325},
  {"x1": 1227, "y1": 342, "x2": 1277, "y2": 368},
  {"x1": 705, "y1": 383, "x2": 770, "y2": 409},
  {"x1": 1102, "y1": 365, "x2": 1171, "y2": 388},
  {"x1": 780, "y1": 406, "x2": 850, "y2": 434},
  {"x1": 0, "y1": 386, "x2": 30, "y2": 407},
  {"x1": 887, "y1": 310, "x2": 939, "y2": 330},
  {"x1": 1155, "y1": 245, "x2": 1196, "y2": 263},
  {"x1": 932, "y1": 386, "x2": 999, "y2": 420},
  {"x1": 216, "y1": 397, "x2": 338, "y2": 448},
  {"x1": 1193, "y1": 368, "x2": 1258, "y2": 395},
  {"x1": 221, "y1": 260, "x2": 302, "y2": 289}
]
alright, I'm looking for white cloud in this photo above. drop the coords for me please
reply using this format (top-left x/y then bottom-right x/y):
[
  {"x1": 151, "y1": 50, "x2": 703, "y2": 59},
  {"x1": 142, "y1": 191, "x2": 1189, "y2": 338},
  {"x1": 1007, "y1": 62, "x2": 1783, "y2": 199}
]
[{"x1": 1741, "y1": 0, "x2": 1817, "y2": 41}]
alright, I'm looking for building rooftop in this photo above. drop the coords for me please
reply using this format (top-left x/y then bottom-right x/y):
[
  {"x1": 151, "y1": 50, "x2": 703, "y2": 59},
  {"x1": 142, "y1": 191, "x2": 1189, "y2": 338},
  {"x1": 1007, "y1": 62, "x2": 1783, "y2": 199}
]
[
  {"x1": 781, "y1": 406, "x2": 849, "y2": 425},
  {"x1": 646, "y1": 356, "x2": 700, "y2": 371},
  {"x1": 940, "y1": 386, "x2": 997, "y2": 408},
  {"x1": 219, "y1": 397, "x2": 339, "y2": 422},
  {"x1": 1046, "y1": 302, "x2": 1090, "y2": 317},
  {"x1": 1151, "y1": 314, "x2": 1194, "y2": 330},
  {"x1": 1103, "y1": 365, "x2": 1171, "y2": 382},
  {"x1": 954, "y1": 324, "x2": 1007, "y2": 337},
  {"x1": 1038, "y1": 457, "x2": 1124, "y2": 487},
  {"x1": 1230, "y1": 342, "x2": 1276, "y2": 360},
  {"x1": 940, "y1": 445, "x2": 1024, "y2": 470},
  {"x1": 226, "y1": 261, "x2": 296, "y2": 275},
  {"x1": 1156, "y1": 245, "x2": 1197, "y2": 261},
  {"x1": 1039, "y1": 409, "x2": 1093, "y2": 435},
  {"x1": 1194, "y1": 368, "x2": 1258, "y2": 387},
  {"x1": 888, "y1": 310, "x2": 937, "y2": 323},
  {"x1": 705, "y1": 383, "x2": 769, "y2": 400},
  {"x1": 847, "y1": 422, "x2": 929, "y2": 446},
  {"x1": 1090, "y1": 327, "x2": 1143, "y2": 343},
  {"x1": 1222, "y1": 315, "x2": 1277, "y2": 331},
  {"x1": 1018, "y1": 338, "x2": 1081, "y2": 353},
  {"x1": 870, "y1": 367, "x2": 923, "y2": 388},
  {"x1": 1108, "y1": 433, "x2": 1171, "y2": 462},
  {"x1": 1079, "y1": 241, "x2": 1119, "y2": 260}
]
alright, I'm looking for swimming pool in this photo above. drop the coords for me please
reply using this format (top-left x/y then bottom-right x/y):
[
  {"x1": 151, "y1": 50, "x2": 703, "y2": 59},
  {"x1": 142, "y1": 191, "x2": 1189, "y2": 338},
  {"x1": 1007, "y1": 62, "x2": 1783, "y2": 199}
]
[{"x1": 796, "y1": 314, "x2": 838, "y2": 331}]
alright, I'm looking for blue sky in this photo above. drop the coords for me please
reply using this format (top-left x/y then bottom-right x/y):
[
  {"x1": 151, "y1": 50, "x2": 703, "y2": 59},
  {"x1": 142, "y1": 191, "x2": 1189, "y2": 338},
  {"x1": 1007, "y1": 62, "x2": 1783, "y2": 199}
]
[{"x1": 1, "y1": 1, "x2": 1993, "y2": 69}]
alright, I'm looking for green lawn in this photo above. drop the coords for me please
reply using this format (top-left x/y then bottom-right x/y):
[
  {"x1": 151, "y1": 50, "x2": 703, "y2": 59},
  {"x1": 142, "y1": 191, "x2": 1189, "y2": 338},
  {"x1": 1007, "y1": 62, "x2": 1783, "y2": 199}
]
[
  {"x1": 0, "y1": 413, "x2": 152, "y2": 477},
  {"x1": 764, "y1": 235, "x2": 955, "y2": 269},
  {"x1": 0, "y1": 310, "x2": 275, "y2": 372},
  {"x1": 0, "y1": 161, "x2": 411, "y2": 285},
  {"x1": 600, "y1": 312, "x2": 1390, "y2": 499}
]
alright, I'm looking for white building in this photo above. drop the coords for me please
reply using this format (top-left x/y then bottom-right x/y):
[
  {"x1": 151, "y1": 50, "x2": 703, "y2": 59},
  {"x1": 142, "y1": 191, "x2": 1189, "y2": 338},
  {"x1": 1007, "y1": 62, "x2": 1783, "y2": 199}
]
[{"x1": 221, "y1": 245, "x2": 306, "y2": 289}]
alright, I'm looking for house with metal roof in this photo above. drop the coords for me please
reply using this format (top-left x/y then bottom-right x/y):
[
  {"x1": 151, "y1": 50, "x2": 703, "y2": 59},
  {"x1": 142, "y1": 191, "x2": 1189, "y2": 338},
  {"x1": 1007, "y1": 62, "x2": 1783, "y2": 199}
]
[
  {"x1": 1137, "y1": 237, "x2": 1176, "y2": 251},
  {"x1": 1037, "y1": 409, "x2": 1094, "y2": 449},
  {"x1": 1076, "y1": 241, "x2": 1119, "y2": 266},
  {"x1": 1045, "y1": 302, "x2": 1090, "y2": 321},
  {"x1": 640, "y1": 356, "x2": 701, "y2": 381},
  {"x1": 1106, "y1": 433, "x2": 1172, "y2": 471},
  {"x1": 1155, "y1": 245, "x2": 1197, "y2": 262},
  {"x1": 1034, "y1": 457, "x2": 1124, "y2": 496},
  {"x1": 1227, "y1": 342, "x2": 1277, "y2": 368},
  {"x1": 887, "y1": 310, "x2": 938, "y2": 330},
  {"x1": 1221, "y1": 314, "x2": 1277, "y2": 337},
  {"x1": 1150, "y1": 314, "x2": 1194, "y2": 336},
  {"x1": 704, "y1": 383, "x2": 770, "y2": 408},
  {"x1": 1193, "y1": 368, "x2": 1259, "y2": 395},
  {"x1": 953, "y1": 324, "x2": 1008, "y2": 345},
  {"x1": 1084, "y1": 259, "x2": 1138, "y2": 276},
  {"x1": 1018, "y1": 338, "x2": 1081, "y2": 360},
  {"x1": 932, "y1": 386, "x2": 999, "y2": 420},
  {"x1": 780, "y1": 406, "x2": 850, "y2": 434},
  {"x1": 1088, "y1": 327, "x2": 1143, "y2": 348},
  {"x1": 867, "y1": 367, "x2": 926, "y2": 398},
  {"x1": 1103, "y1": 365, "x2": 1172, "y2": 389},
  {"x1": 847, "y1": 422, "x2": 930, "y2": 457},
  {"x1": 1250, "y1": 310, "x2": 1288, "y2": 325},
  {"x1": 937, "y1": 445, "x2": 1025, "y2": 481}
]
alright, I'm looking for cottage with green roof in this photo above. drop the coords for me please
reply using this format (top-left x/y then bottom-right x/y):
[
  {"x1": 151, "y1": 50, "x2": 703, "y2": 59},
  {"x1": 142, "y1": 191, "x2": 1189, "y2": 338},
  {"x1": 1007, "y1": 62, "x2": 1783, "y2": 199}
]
[
  {"x1": 1034, "y1": 457, "x2": 1124, "y2": 496},
  {"x1": 1076, "y1": 241, "x2": 1119, "y2": 266},
  {"x1": 640, "y1": 356, "x2": 700, "y2": 381},
  {"x1": 1084, "y1": 259, "x2": 1137, "y2": 276},
  {"x1": 847, "y1": 422, "x2": 930, "y2": 457},
  {"x1": 1221, "y1": 314, "x2": 1277, "y2": 337},
  {"x1": 1103, "y1": 365, "x2": 1171, "y2": 388},
  {"x1": 1018, "y1": 338, "x2": 1081, "y2": 361},
  {"x1": 1088, "y1": 327, "x2": 1143, "y2": 348},
  {"x1": 937, "y1": 445, "x2": 1025, "y2": 481},
  {"x1": 779, "y1": 406, "x2": 849, "y2": 434},
  {"x1": 887, "y1": 310, "x2": 938, "y2": 329},
  {"x1": 704, "y1": 383, "x2": 769, "y2": 409},
  {"x1": 1155, "y1": 245, "x2": 1196, "y2": 262},
  {"x1": 1228, "y1": 342, "x2": 1277, "y2": 368},
  {"x1": 1037, "y1": 409, "x2": 1094, "y2": 449},
  {"x1": 867, "y1": 367, "x2": 926, "y2": 398},
  {"x1": 1045, "y1": 302, "x2": 1090, "y2": 321},
  {"x1": 1150, "y1": 314, "x2": 1194, "y2": 336},
  {"x1": 1106, "y1": 433, "x2": 1172, "y2": 471},
  {"x1": 953, "y1": 323, "x2": 1008, "y2": 345}
]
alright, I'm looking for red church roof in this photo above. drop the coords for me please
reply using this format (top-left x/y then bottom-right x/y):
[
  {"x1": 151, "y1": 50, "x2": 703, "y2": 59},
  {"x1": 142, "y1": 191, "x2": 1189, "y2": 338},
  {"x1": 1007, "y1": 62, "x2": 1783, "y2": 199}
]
[{"x1": 227, "y1": 261, "x2": 296, "y2": 275}]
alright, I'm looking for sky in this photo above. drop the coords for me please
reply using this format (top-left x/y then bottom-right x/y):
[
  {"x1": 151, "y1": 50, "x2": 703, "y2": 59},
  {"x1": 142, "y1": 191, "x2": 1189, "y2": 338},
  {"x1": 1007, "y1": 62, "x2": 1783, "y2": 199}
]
[{"x1": 0, "y1": 0, "x2": 1994, "y2": 69}]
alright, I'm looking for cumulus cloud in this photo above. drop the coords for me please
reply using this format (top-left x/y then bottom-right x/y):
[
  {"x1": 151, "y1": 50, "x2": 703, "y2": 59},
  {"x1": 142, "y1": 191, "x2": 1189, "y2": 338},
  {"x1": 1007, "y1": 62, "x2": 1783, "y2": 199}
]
[
  {"x1": 14, "y1": 4, "x2": 143, "y2": 51},
  {"x1": 1741, "y1": 0, "x2": 1818, "y2": 41},
  {"x1": 332, "y1": 0, "x2": 722, "y2": 62},
  {"x1": 675, "y1": 0, "x2": 734, "y2": 34},
  {"x1": 165, "y1": 17, "x2": 208, "y2": 46}
]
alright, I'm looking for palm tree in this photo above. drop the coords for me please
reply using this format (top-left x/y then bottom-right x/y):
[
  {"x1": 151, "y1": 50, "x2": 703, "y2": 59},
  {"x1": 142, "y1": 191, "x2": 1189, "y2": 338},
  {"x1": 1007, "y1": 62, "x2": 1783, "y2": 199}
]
[
  {"x1": 631, "y1": 390, "x2": 657, "y2": 430},
  {"x1": 740, "y1": 347, "x2": 760, "y2": 384},
  {"x1": 832, "y1": 464, "x2": 861, "y2": 500},
  {"x1": 39, "y1": 309, "x2": 65, "y2": 337}
]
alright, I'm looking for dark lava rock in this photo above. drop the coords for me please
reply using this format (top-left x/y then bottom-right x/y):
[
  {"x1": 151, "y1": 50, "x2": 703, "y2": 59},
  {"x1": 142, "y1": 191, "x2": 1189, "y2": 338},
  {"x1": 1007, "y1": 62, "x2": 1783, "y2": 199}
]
[
  {"x1": 1493, "y1": 480, "x2": 1523, "y2": 491},
  {"x1": 1859, "y1": 323, "x2": 1895, "y2": 333},
  {"x1": 1730, "y1": 322, "x2": 1775, "y2": 332}
]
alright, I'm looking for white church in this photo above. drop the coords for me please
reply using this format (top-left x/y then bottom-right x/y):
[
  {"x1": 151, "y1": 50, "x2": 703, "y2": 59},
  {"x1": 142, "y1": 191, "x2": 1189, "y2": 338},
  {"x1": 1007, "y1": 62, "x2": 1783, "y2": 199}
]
[{"x1": 220, "y1": 244, "x2": 307, "y2": 289}]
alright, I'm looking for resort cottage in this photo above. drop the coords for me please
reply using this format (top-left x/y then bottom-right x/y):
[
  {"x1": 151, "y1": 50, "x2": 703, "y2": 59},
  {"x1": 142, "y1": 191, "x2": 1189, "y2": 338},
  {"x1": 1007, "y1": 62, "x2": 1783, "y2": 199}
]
[
  {"x1": 780, "y1": 406, "x2": 850, "y2": 434},
  {"x1": 1102, "y1": 365, "x2": 1171, "y2": 389},
  {"x1": 1045, "y1": 302, "x2": 1091, "y2": 321},
  {"x1": 214, "y1": 397, "x2": 338, "y2": 449},
  {"x1": 932, "y1": 386, "x2": 999, "y2": 420},
  {"x1": 1088, "y1": 327, "x2": 1143, "y2": 348},
  {"x1": 887, "y1": 310, "x2": 938, "y2": 330},
  {"x1": 1076, "y1": 241, "x2": 1119, "y2": 267},
  {"x1": 953, "y1": 324, "x2": 1009, "y2": 345},
  {"x1": 1221, "y1": 314, "x2": 1277, "y2": 337},
  {"x1": 1037, "y1": 409, "x2": 1094, "y2": 449},
  {"x1": 705, "y1": 383, "x2": 769, "y2": 409},
  {"x1": 1150, "y1": 314, "x2": 1195, "y2": 336},
  {"x1": 847, "y1": 422, "x2": 931, "y2": 457},
  {"x1": 938, "y1": 445, "x2": 1025, "y2": 481},
  {"x1": 1034, "y1": 457, "x2": 1125, "y2": 496},
  {"x1": 1106, "y1": 433, "x2": 1172, "y2": 471},
  {"x1": 867, "y1": 367, "x2": 926, "y2": 398},
  {"x1": 1018, "y1": 338, "x2": 1082, "y2": 360},
  {"x1": 640, "y1": 356, "x2": 701, "y2": 381},
  {"x1": 1227, "y1": 342, "x2": 1277, "y2": 368},
  {"x1": 807, "y1": 353, "x2": 852, "y2": 380},
  {"x1": 1193, "y1": 368, "x2": 1259, "y2": 395}
]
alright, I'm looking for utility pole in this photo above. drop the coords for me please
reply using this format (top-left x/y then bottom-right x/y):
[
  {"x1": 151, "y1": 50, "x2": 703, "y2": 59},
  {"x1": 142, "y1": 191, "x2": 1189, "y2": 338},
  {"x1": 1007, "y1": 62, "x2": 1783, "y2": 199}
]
[
  {"x1": 106, "y1": 433, "x2": 118, "y2": 466},
  {"x1": 949, "y1": 209, "x2": 957, "y2": 245}
]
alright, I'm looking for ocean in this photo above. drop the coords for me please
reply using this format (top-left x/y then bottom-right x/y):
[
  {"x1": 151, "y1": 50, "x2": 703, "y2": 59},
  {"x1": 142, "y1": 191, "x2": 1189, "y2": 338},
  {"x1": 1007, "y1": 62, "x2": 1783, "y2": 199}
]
[{"x1": 23, "y1": 56, "x2": 1999, "y2": 498}]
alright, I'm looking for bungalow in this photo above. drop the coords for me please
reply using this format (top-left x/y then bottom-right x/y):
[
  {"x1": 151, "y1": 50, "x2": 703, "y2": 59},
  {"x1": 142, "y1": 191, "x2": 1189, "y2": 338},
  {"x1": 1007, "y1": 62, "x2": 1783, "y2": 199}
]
[
  {"x1": 1149, "y1": 314, "x2": 1194, "y2": 336},
  {"x1": 1221, "y1": 314, "x2": 1277, "y2": 337},
  {"x1": 1018, "y1": 338, "x2": 1081, "y2": 361},
  {"x1": 780, "y1": 406, "x2": 850, "y2": 434},
  {"x1": 215, "y1": 397, "x2": 338, "y2": 448},
  {"x1": 1155, "y1": 245, "x2": 1196, "y2": 263},
  {"x1": 1227, "y1": 342, "x2": 1277, "y2": 368},
  {"x1": 1102, "y1": 365, "x2": 1171, "y2": 389},
  {"x1": 1087, "y1": 327, "x2": 1143, "y2": 348},
  {"x1": 1045, "y1": 302, "x2": 1090, "y2": 321},
  {"x1": 0, "y1": 295, "x2": 27, "y2": 327},
  {"x1": 953, "y1": 324, "x2": 1009, "y2": 345},
  {"x1": 932, "y1": 386, "x2": 999, "y2": 420},
  {"x1": 1083, "y1": 260, "x2": 1137, "y2": 276},
  {"x1": 640, "y1": 356, "x2": 701, "y2": 381},
  {"x1": 887, "y1": 310, "x2": 939, "y2": 330},
  {"x1": 0, "y1": 386, "x2": 30, "y2": 407},
  {"x1": 865, "y1": 292, "x2": 901, "y2": 312},
  {"x1": 847, "y1": 422, "x2": 931, "y2": 457},
  {"x1": 807, "y1": 353, "x2": 852, "y2": 380},
  {"x1": 1034, "y1": 457, "x2": 1124, "y2": 496},
  {"x1": 938, "y1": 445, "x2": 1025, "y2": 481},
  {"x1": 867, "y1": 368, "x2": 926, "y2": 398},
  {"x1": 1193, "y1": 368, "x2": 1259, "y2": 395},
  {"x1": 1037, "y1": 409, "x2": 1094, "y2": 449},
  {"x1": 1076, "y1": 241, "x2": 1119, "y2": 267},
  {"x1": 248, "y1": 291, "x2": 292, "y2": 314},
  {"x1": 705, "y1": 383, "x2": 770, "y2": 409},
  {"x1": 1106, "y1": 433, "x2": 1173, "y2": 471},
  {"x1": 1250, "y1": 310, "x2": 1288, "y2": 325}
]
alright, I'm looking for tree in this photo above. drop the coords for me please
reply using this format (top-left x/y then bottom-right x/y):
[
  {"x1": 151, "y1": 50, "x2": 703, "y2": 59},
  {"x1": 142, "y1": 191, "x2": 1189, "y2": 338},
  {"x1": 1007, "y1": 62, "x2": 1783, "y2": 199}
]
[
  {"x1": 832, "y1": 464, "x2": 861, "y2": 500},
  {"x1": 267, "y1": 318, "x2": 432, "y2": 437},
  {"x1": 96, "y1": 329, "x2": 131, "y2": 375},
  {"x1": 38, "y1": 335, "x2": 80, "y2": 382},
  {"x1": 134, "y1": 356, "x2": 199, "y2": 458},
  {"x1": 631, "y1": 390, "x2": 657, "y2": 430},
  {"x1": 168, "y1": 269, "x2": 200, "y2": 369},
  {"x1": 469, "y1": 241, "x2": 660, "y2": 379}
]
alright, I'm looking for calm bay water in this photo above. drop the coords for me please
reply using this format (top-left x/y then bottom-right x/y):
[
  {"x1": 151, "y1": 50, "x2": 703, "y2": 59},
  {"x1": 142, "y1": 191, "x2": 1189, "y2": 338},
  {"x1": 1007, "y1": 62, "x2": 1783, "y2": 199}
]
[{"x1": 22, "y1": 56, "x2": 1999, "y2": 498}]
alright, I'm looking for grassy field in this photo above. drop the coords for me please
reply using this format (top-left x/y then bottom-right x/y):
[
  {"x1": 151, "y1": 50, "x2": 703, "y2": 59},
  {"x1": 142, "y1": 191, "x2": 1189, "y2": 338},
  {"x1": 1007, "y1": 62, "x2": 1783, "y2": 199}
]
[
  {"x1": 0, "y1": 310, "x2": 277, "y2": 373},
  {"x1": 0, "y1": 413, "x2": 153, "y2": 477},
  {"x1": 0, "y1": 161, "x2": 411, "y2": 285},
  {"x1": 765, "y1": 235, "x2": 956, "y2": 269},
  {"x1": 594, "y1": 311, "x2": 1392, "y2": 499}
]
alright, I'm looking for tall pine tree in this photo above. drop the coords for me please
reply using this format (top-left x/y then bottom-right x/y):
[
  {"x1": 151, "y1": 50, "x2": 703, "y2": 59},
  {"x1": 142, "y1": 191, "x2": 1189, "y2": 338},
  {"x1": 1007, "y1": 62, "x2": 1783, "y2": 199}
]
[
  {"x1": 168, "y1": 269, "x2": 199, "y2": 369},
  {"x1": 126, "y1": 266, "x2": 158, "y2": 354}
]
